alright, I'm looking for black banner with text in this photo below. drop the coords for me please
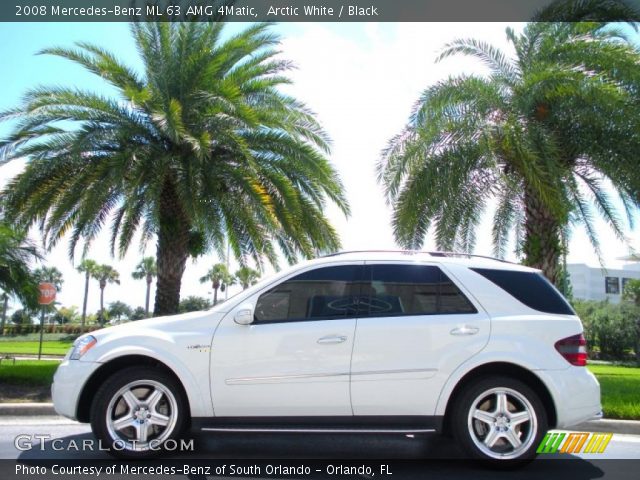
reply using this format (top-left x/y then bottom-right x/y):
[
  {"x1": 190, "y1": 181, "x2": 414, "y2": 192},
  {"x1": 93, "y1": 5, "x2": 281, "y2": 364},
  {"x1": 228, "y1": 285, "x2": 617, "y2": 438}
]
[{"x1": 3, "y1": 0, "x2": 640, "y2": 22}]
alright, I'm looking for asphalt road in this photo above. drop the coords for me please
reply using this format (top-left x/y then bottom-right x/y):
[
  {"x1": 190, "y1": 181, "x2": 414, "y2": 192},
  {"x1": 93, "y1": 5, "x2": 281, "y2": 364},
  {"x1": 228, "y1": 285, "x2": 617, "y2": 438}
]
[{"x1": 1, "y1": 416, "x2": 639, "y2": 479}]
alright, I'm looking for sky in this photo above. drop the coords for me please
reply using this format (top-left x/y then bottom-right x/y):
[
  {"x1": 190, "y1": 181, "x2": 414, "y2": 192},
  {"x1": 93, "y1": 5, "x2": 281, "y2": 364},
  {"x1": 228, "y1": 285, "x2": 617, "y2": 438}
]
[{"x1": 0, "y1": 21, "x2": 639, "y2": 316}]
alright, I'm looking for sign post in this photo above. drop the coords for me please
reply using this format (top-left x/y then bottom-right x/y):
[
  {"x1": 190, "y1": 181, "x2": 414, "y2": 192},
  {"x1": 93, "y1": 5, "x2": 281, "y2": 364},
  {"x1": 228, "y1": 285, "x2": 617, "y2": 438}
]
[{"x1": 37, "y1": 282, "x2": 56, "y2": 360}]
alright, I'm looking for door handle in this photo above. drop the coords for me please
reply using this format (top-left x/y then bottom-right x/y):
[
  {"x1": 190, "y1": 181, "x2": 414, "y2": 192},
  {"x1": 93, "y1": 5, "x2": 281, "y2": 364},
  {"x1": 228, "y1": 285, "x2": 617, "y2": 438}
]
[
  {"x1": 317, "y1": 335, "x2": 348, "y2": 344},
  {"x1": 450, "y1": 325, "x2": 480, "y2": 336}
]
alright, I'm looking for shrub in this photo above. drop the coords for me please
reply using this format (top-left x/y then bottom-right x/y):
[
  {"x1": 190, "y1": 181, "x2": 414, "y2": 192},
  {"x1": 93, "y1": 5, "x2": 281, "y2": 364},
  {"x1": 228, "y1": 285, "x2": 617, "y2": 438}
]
[
  {"x1": 1, "y1": 323, "x2": 101, "y2": 336},
  {"x1": 573, "y1": 300, "x2": 638, "y2": 360},
  {"x1": 179, "y1": 296, "x2": 212, "y2": 313}
]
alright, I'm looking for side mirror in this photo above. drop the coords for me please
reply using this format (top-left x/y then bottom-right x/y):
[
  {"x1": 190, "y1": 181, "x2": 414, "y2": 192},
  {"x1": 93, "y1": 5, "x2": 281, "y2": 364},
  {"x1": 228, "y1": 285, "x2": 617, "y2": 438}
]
[{"x1": 234, "y1": 304, "x2": 254, "y2": 325}]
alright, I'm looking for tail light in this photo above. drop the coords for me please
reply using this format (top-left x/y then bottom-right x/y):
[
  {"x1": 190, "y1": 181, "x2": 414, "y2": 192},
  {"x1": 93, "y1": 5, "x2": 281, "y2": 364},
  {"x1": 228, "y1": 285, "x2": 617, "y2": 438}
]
[{"x1": 555, "y1": 333, "x2": 588, "y2": 366}]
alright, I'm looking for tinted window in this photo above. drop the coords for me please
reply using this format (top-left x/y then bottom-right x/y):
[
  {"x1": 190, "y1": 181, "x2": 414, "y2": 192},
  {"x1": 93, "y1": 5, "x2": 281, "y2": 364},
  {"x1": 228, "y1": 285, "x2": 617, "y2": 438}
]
[
  {"x1": 254, "y1": 265, "x2": 362, "y2": 322},
  {"x1": 361, "y1": 264, "x2": 477, "y2": 317},
  {"x1": 472, "y1": 268, "x2": 574, "y2": 315}
]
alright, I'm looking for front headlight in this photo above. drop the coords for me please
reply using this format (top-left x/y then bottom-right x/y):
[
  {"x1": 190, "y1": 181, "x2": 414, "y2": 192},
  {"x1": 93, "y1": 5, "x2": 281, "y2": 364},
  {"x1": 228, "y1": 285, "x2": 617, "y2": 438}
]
[{"x1": 69, "y1": 335, "x2": 97, "y2": 360}]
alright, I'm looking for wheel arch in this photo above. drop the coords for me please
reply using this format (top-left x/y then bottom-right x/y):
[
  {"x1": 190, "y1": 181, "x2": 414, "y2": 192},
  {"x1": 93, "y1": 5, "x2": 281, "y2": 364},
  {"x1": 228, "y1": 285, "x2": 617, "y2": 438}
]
[
  {"x1": 441, "y1": 362, "x2": 557, "y2": 435},
  {"x1": 76, "y1": 355, "x2": 190, "y2": 424}
]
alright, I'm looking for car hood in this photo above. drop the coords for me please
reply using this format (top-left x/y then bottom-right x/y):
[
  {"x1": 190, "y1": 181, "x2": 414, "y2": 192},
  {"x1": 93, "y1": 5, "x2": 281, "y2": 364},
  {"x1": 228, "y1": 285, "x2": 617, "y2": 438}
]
[{"x1": 83, "y1": 309, "x2": 222, "y2": 341}]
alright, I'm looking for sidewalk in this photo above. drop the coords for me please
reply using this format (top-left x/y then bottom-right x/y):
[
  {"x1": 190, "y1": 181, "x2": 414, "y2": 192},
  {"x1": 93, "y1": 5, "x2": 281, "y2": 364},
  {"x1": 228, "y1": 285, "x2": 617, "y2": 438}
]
[
  {"x1": 1, "y1": 403, "x2": 639, "y2": 435},
  {"x1": 0, "y1": 403, "x2": 57, "y2": 416},
  {"x1": 0, "y1": 354, "x2": 64, "y2": 361},
  {"x1": 572, "y1": 418, "x2": 640, "y2": 435}
]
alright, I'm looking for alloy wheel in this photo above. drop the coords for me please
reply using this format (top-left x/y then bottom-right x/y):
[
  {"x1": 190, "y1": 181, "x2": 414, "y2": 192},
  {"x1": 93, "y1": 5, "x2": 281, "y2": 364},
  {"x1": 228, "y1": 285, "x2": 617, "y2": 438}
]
[
  {"x1": 105, "y1": 379, "x2": 178, "y2": 451},
  {"x1": 466, "y1": 386, "x2": 538, "y2": 460}
]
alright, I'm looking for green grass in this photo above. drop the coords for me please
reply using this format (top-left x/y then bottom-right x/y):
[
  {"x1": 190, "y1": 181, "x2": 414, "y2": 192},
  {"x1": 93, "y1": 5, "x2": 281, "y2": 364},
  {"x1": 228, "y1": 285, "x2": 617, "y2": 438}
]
[
  {"x1": 588, "y1": 364, "x2": 640, "y2": 420},
  {"x1": 0, "y1": 360, "x2": 60, "y2": 386},
  {"x1": 0, "y1": 340, "x2": 72, "y2": 356}
]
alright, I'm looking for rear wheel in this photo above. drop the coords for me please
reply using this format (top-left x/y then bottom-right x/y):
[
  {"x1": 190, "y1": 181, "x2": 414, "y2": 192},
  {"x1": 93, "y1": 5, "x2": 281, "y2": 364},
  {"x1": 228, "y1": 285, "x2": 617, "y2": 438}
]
[
  {"x1": 451, "y1": 375, "x2": 548, "y2": 466},
  {"x1": 90, "y1": 366, "x2": 188, "y2": 458}
]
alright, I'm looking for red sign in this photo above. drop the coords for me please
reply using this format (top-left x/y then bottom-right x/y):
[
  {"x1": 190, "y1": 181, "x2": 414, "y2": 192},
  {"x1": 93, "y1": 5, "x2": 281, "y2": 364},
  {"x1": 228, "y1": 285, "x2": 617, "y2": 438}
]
[{"x1": 38, "y1": 282, "x2": 57, "y2": 305}]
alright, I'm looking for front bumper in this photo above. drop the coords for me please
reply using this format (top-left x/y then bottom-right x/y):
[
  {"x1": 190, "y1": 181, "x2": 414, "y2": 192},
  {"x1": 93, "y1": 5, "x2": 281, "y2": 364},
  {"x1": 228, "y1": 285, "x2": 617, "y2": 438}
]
[
  {"x1": 51, "y1": 359, "x2": 101, "y2": 421},
  {"x1": 537, "y1": 366, "x2": 602, "y2": 429}
]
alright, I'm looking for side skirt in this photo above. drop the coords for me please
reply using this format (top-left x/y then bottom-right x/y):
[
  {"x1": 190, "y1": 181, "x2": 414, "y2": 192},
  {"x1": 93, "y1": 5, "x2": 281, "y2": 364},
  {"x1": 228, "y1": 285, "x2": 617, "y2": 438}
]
[{"x1": 191, "y1": 416, "x2": 443, "y2": 433}]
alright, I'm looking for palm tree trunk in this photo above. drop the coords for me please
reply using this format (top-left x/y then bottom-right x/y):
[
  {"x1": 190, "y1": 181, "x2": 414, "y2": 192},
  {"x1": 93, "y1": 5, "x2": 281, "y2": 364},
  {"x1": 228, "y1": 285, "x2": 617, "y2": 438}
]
[
  {"x1": 154, "y1": 179, "x2": 190, "y2": 316},
  {"x1": 522, "y1": 187, "x2": 562, "y2": 285},
  {"x1": 145, "y1": 276, "x2": 151, "y2": 317},
  {"x1": 81, "y1": 271, "x2": 89, "y2": 333},
  {"x1": 0, "y1": 294, "x2": 8, "y2": 336},
  {"x1": 213, "y1": 286, "x2": 218, "y2": 305},
  {"x1": 635, "y1": 320, "x2": 640, "y2": 363},
  {"x1": 99, "y1": 285, "x2": 105, "y2": 325}
]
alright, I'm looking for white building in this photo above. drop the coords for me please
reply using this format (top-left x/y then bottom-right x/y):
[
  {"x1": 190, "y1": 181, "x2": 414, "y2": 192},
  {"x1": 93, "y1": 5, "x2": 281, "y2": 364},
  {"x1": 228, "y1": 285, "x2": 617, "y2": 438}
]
[{"x1": 568, "y1": 256, "x2": 640, "y2": 303}]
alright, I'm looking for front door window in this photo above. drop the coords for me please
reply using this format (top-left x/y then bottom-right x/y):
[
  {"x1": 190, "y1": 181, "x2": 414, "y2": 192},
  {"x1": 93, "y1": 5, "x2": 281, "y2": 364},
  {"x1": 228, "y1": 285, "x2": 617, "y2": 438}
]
[{"x1": 255, "y1": 265, "x2": 363, "y2": 322}]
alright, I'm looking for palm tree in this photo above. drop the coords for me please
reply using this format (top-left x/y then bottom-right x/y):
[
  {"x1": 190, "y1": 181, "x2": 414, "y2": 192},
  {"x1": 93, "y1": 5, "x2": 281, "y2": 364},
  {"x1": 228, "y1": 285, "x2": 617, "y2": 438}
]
[
  {"x1": 92, "y1": 264, "x2": 120, "y2": 325},
  {"x1": 0, "y1": 292, "x2": 9, "y2": 335},
  {"x1": 131, "y1": 256, "x2": 157, "y2": 317},
  {"x1": 0, "y1": 222, "x2": 40, "y2": 310},
  {"x1": 34, "y1": 266, "x2": 64, "y2": 291},
  {"x1": 108, "y1": 300, "x2": 132, "y2": 323},
  {"x1": 378, "y1": 21, "x2": 640, "y2": 284},
  {"x1": 0, "y1": 22, "x2": 349, "y2": 316},
  {"x1": 200, "y1": 263, "x2": 233, "y2": 305},
  {"x1": 234, "y1": 266, "x2": 260, "y2": 290},
  {"x1": 76, "y1": 258, "x2": 98, "y2": 332}
]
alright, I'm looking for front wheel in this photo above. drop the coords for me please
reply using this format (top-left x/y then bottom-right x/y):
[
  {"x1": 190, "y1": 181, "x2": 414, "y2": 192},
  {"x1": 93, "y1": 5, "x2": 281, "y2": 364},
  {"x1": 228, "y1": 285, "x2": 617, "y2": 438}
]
[
  {"x1": 451, "y1": 375, "x2": 548, "y2": 466},
  {"x1": 90, "y1": 366, "x2": 188, "y2": 458}
]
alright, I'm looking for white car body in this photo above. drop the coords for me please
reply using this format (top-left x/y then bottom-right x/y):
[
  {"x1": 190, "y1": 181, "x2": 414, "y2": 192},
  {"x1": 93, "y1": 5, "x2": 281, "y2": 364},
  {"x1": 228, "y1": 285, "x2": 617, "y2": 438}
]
[{"x1": 52, "y1": 251, "x2": 601, "y2": 459}]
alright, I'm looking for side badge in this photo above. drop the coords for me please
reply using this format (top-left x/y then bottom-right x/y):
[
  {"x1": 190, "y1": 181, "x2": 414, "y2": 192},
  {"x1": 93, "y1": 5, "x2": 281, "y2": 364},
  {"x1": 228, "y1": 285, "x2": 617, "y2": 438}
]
[{"x1": 187, "y1": 344, "x2": 210, "y2": 352}]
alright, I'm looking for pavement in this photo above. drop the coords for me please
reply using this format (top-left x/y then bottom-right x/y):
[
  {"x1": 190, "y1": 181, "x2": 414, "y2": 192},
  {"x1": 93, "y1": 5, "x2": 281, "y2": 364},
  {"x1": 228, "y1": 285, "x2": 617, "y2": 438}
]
[{"x1": 0, "y1": 403, "x2": 57, "y2": 417}]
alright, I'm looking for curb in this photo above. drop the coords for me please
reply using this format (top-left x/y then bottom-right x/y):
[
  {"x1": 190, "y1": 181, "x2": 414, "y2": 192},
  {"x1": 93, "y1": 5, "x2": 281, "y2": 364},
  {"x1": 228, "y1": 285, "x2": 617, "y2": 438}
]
[
  {"x1": 1, "y1": 404, "x2": 639, "y2": 435},
  {"x1": 0, "y1": 355, "x2": 64, "y2": 361},
  {"x1": 0, "y1": 403, "x2": 56, "y2": 416},
  {"x1": 571, "y1": 419, "x2": 640, "y2": 435}
]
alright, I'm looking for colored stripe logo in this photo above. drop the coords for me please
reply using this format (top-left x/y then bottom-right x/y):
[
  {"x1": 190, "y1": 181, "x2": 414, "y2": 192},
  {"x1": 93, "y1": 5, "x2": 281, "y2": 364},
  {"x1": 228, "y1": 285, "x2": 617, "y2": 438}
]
[{"x1": 537, "y1": 432, "x2": 613, "y2": 454}]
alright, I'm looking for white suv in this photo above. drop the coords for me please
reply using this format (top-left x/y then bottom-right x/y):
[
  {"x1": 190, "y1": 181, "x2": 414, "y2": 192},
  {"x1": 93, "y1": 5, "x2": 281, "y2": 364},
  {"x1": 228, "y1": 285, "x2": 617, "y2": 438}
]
[{"x1": 52, "y1": 251, "x2": 601, "y2": 464}]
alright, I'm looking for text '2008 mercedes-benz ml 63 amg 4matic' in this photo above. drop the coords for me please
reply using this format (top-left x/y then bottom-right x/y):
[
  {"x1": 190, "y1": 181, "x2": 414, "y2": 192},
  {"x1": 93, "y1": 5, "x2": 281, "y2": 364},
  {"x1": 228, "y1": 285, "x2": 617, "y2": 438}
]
[{"x1": 52, "y1": 251, "x2": 601, "y2": 465}]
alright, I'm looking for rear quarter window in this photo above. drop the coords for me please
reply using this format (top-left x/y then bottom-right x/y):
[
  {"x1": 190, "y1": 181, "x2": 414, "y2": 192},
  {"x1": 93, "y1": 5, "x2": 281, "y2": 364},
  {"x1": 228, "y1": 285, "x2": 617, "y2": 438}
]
[{"x1": 471, "y1": 268, "x2": 574, "y2": 315}]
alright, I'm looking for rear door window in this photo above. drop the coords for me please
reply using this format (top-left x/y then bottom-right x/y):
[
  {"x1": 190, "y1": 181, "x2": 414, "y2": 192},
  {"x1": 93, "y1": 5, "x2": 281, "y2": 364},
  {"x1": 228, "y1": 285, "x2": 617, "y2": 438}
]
[{"x1": 360, "y1": 264, "x2": 477, "y2": 317}]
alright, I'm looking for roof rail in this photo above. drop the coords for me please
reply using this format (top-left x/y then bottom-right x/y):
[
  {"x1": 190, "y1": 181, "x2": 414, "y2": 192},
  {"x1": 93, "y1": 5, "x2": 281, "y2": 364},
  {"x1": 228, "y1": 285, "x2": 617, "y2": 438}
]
[
  {"x1": 320, "y1": 249, "x2": 516, "y2": 264},
  {"x1": 321, "y1": 249, "x2": 413, "y2": 258},
  {"x1": 425, "y1": 251, "x2": 516, "y2": 264}
]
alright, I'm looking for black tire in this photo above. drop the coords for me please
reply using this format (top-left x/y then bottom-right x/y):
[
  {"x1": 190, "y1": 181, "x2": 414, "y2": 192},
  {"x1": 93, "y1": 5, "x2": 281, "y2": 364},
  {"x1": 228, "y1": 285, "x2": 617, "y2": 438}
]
[
  {"x1": 90, "y1": 366, "x2": 188, "y2": 458},
  {"x1": 450, "y1": 375, "x2": 548, "y2": 467}
]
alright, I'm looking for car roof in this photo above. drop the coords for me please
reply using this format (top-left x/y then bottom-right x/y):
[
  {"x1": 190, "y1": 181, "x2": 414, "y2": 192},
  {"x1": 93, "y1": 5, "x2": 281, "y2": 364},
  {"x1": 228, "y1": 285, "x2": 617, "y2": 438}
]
[{"x1": 307, "y1": 250, "x2": 538, "y2": 272}]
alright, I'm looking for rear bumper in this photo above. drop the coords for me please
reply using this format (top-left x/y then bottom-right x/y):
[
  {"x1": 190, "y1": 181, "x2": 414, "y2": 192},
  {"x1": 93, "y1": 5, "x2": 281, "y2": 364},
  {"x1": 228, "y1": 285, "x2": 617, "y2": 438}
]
[
  {"x1": 537, "y1": 366, "x2": 601, "y2": 429},
  {"x1": 51, "y1": 359, "x2": 100, "y2": 421}
]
